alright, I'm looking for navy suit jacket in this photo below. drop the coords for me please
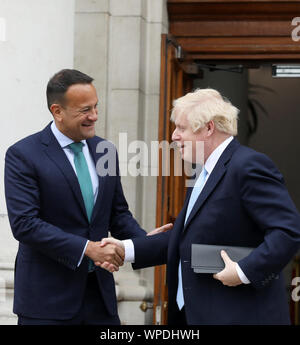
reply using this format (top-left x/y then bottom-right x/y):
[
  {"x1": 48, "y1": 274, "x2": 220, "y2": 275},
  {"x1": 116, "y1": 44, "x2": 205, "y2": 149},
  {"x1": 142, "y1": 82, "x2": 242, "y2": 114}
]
[
  {"x1": 133, "y1": 138, "x2": 300, "y2": 325},
  {"x1": 4, "y1": 123, "x2": 146, "y2": 320}
]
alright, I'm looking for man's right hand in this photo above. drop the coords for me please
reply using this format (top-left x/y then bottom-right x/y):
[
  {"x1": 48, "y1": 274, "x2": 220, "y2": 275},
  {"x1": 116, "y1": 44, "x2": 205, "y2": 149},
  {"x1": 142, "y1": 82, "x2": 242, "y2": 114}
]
[
  {"x1": 92, "y1": 238, "x2": 125, "y2": 273},
  {"x1": 85, "y1": 240, "x2": 125, "y2": 270}
]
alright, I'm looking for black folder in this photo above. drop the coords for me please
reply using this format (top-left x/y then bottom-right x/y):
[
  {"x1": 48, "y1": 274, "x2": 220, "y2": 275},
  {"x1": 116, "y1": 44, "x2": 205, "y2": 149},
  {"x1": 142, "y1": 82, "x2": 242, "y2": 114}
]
[{"x1": 191, "y1": 244, "x2": 254, "y2": 273}]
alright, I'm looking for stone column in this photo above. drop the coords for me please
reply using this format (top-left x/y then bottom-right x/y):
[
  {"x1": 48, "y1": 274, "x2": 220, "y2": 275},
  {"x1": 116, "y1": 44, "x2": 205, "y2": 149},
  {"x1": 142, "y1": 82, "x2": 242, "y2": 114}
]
[{"x1": 74, "y1": 0, "x2": 168, "y2": 324}]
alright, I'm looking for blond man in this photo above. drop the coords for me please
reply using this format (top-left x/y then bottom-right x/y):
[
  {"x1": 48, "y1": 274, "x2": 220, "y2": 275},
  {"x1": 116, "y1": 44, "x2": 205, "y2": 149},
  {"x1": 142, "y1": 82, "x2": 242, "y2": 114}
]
[{"x1": 102, "y1": 88, "x2": 300, "y2": 325}]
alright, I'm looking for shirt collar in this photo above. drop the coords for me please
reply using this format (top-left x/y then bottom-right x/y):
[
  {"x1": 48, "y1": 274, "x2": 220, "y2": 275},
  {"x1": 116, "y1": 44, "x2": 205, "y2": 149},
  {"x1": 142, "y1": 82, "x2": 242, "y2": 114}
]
[
  {"x1": 204, "y1": 136, "x2": 234, "y2": 175},
  {"x1": 50, "y1": 121, "x2": 87, "y2": 149}
]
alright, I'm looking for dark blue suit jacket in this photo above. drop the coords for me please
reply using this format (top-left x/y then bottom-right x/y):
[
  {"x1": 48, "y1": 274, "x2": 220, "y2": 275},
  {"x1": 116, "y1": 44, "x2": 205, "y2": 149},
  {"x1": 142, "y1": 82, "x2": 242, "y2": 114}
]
[
  {"x1": 4, "y1": 123, "x2": 146, "y2": 320},
  {"x1": 133, "y1": 138, "x2": 300, "y2": 325}
]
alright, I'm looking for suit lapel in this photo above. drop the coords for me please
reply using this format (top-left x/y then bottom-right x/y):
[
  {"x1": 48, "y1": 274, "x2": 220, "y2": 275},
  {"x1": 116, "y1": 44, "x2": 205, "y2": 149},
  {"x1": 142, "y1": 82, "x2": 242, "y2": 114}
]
[
  {"x1": 183, "y1": 138, "x2": 240, "y2": 231},
  {"x1": 41, "y1": 123, "x2": 87, "y2": 218}
]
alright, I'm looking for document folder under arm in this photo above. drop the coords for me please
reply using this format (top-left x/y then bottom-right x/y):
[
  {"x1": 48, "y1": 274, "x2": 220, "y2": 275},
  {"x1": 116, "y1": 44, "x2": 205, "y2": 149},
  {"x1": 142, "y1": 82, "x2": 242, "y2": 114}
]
[{"x1": 191, "y1": 244, "x2": 254, "y2": 273}]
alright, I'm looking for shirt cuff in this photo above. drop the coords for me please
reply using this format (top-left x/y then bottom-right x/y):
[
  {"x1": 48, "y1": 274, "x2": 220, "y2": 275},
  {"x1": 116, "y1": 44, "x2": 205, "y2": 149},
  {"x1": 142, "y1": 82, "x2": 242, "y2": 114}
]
[
  {"x1": 123, "y1": 239, "x2": 135, "y2": 263},
  {"x1": 236, "y1": 263, "x2": 250, "y2": 284},
  {"x1": 78, "y1": 240, "x2": 89, "y2": 267}
]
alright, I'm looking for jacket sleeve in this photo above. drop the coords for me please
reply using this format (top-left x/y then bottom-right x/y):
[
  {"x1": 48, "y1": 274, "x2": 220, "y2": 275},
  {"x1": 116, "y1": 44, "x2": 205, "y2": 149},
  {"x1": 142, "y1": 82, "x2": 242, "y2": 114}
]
[
  {"x1": 237, "y1": 151, "x2": 300, "y2": 289},
  {"x1": 4, "y1": 145, "x2": 87, "y2": 270},
  {"x1": 132, "y1": 232, "x2": 170, "y2": 269}
]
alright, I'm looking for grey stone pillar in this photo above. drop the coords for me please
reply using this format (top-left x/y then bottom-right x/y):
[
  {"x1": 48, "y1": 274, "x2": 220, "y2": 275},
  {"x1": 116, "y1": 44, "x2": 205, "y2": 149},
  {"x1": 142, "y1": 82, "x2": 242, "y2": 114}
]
[{"x1": 74, "y1": 0, "x2": 168, "y2": 324}]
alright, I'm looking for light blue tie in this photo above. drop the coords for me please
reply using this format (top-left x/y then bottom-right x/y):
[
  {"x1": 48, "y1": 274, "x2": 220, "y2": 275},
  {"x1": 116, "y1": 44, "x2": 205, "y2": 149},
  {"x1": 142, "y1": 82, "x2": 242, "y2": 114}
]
[
  {"x1": 176, "y1": 167, "x2": 208, "y2": 310},
  {"x1": 68, "y1": 142, "x2": 95, "y2": 272}
]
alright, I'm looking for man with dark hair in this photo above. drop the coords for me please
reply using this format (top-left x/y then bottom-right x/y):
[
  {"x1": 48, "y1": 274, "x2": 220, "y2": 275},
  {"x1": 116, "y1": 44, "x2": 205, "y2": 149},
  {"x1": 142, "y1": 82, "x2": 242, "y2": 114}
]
[
  {"x1": 46, "y1": 69, "x2": 94, "y2": 111},
  {"x1": 4, "y1": 69, "x2": 170, "y2": 325}
]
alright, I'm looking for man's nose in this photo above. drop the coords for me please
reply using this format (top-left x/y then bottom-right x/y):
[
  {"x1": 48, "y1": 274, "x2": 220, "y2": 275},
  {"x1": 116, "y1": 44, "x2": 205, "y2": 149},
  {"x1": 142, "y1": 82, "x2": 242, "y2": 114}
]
[
  {"x1": 172, "y1": 128, "x2": 179, "y2": 141},
  {"x1": 89, "y1": 108, "x2": 98, "y2": 121}
]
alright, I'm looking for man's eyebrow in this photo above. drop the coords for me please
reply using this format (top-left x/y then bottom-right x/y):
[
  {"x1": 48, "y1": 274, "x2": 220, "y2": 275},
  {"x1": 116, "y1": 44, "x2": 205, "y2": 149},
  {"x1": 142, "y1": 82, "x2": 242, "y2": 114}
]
[{"x1": 80, "y1": 103, "x2": 98, "y2": 110}]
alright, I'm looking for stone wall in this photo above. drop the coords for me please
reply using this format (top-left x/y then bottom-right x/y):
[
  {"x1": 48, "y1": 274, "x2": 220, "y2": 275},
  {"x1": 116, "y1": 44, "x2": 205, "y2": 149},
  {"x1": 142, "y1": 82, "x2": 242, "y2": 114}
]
[
  {"x1": 0, "y1": 0, "x2": 75, "y2": 325},
  {"x1": 0, "y1": 0, "x2": 168, "y2": 325}
]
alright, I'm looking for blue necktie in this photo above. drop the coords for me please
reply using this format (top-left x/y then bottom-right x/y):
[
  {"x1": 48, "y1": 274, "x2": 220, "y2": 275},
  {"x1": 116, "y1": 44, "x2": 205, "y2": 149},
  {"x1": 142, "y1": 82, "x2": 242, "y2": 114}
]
[
  {"x1": 68, "y1": 142, "x2": 95, "y2": 272},
  {"x1": 176, "y1": 167, "x2": 208, "y2": 310}
]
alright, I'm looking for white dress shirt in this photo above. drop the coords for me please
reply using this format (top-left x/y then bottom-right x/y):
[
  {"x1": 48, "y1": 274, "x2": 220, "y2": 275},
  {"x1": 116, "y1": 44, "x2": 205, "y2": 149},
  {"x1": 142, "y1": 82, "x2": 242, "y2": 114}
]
[
  {"x1": 50, "y1": 121, "x2": 99, "y2": 266},
  {"x1": 124, "y1": 136, "x2": 250, "y2": 284}
]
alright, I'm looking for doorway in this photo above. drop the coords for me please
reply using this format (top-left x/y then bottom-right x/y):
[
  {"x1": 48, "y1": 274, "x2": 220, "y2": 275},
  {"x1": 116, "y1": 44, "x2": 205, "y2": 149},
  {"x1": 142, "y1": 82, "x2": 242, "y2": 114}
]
[{"x1": 193, "y1": 63, "x2": 300, "y2": 213}]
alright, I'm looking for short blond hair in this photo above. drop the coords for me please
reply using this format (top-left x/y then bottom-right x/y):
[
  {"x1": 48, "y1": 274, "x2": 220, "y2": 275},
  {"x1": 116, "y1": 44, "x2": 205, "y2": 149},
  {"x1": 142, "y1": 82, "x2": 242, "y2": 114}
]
[{"x1": 170, "y1": 88, "x2": 239, "y2": 136}]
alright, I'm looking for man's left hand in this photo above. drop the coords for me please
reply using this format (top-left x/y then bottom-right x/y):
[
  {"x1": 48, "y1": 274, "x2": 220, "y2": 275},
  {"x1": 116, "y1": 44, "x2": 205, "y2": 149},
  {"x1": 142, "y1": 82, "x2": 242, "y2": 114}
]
[
  {"x1": 213, "y1": 250, "x2": 242, "y2": 287},
  {"x1": 147, "y1": 223, "x2": 173, "y2": 236}
]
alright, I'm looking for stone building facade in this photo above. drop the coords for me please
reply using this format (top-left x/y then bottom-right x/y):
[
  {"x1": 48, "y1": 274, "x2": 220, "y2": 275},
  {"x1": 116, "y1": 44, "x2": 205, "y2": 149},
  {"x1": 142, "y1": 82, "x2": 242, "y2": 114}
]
[{"x1": 0, "y1": 0, "x2": 167, "y2": 325}]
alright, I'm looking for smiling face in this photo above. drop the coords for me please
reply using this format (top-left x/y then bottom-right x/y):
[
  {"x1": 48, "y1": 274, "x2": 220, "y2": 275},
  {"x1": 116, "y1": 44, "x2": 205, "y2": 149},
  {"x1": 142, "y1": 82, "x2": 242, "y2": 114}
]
[{"x1": 51, "y1": 83, "x2": 98, "y2": 142}]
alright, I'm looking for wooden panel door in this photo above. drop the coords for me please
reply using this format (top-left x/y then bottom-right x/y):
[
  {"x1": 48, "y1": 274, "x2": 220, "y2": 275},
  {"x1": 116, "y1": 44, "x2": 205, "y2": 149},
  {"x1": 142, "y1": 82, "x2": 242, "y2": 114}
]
[{"x1": 153, "y1": 34, "x2": 193, "y2": 325}]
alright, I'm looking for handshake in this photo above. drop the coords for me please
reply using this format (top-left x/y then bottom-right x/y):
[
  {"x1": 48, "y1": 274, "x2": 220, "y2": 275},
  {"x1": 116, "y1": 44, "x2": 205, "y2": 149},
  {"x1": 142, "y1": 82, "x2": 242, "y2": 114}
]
[
  {"x1": 84, "y1": 223, "x2": 173, "y2": 273},
  {"x1": 85, "y1": 237, "x2": 125, "y2": 273}
]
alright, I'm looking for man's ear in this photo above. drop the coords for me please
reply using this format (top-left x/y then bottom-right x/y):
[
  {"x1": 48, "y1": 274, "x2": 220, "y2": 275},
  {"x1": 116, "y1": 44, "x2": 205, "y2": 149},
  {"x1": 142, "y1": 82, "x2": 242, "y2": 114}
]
[
  {"x1": 206, "y1": 120, "x2": 215, "y2": 136},
  {"x1": 50, "y1": 104, "x2": 63, "y2": 123}
]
